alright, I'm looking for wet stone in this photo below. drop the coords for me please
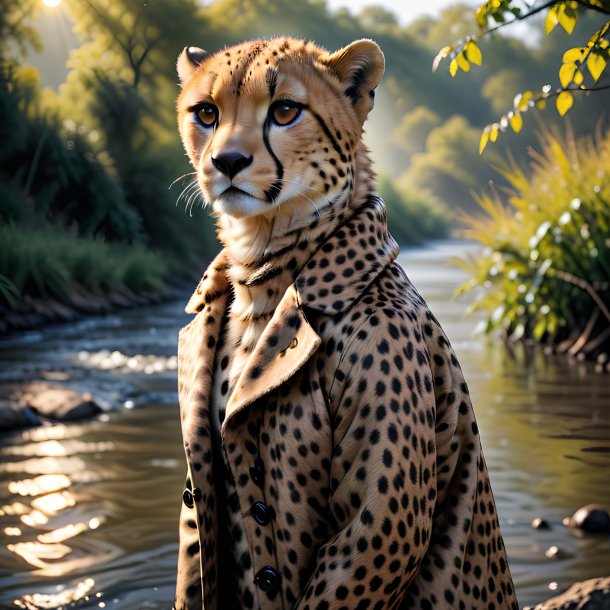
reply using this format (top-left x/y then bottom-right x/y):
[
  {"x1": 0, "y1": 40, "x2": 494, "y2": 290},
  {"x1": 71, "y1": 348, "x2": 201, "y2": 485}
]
[
  {"x1": 25, "y1": 385, "x2": 102, "y2": 422},
  {"x1": 544, "y1": 545, "x2": 561, "y2": 560},
  {"x1": 563, "y1": 504, "x2": 610, "y2": 533},
  {"x1": 532, "y1": 517, "x2": 551, "y2": 529},
  {"x1": 0, "y1": 401, "x2": 40, "y2": 431},
  {"x1": 524, "y1": 576, "x2": 610, "y2": 610}
]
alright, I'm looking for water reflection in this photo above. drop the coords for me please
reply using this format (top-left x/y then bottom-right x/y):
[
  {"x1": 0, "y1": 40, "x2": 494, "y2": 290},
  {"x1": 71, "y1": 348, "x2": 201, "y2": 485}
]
[
  {"x1": 12, "y1": 577, "x2": 97, "y2": 609},
  {"x1": 76, "y1": 350, "x2": 177, "y2": 375},
  {"x1": 0, "y1": 424, "x2": 110, "y2": 605}
]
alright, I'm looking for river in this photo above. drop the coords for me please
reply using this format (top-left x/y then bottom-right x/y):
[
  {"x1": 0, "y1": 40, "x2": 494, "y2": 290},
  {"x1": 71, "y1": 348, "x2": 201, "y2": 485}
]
[{"x1": 0, "y1": 241, "x2": 609, "y2": 609}]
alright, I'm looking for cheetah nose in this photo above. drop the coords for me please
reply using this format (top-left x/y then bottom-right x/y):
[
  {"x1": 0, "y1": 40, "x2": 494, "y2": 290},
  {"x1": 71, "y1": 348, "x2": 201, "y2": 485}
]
[{"x1": 211, "y1": 151, "x2": 253, "y2": 180}]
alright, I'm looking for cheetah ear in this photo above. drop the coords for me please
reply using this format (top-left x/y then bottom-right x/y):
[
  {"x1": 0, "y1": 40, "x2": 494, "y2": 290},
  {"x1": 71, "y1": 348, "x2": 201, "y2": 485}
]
[
  {"x1": 177, "y1": 46, "x2": 210, "y2": 85},
  {"x1": 322, "y1": 39, "x2": 385, "y2": 123}
]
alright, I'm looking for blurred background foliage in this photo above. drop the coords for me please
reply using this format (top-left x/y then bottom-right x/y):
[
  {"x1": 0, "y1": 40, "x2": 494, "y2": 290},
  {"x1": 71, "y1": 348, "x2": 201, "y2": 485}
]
[{"x1": 0, "y1": 0, "x2": 608, "y2": 350}]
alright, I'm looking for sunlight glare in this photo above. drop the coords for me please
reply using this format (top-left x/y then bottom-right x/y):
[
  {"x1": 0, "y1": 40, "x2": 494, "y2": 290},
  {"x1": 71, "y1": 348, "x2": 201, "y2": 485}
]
[{"x1": 42, "y1": 0, "x2": 62, "y2": 7}]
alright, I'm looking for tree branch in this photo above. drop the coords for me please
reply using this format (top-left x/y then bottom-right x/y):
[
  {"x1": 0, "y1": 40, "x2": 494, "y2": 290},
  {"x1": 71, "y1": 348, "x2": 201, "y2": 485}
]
[
  {"x1": 479, "y1": 0, "x2": 559, "y2": 37},
  {"x1": 550, "y1": 268, "x2": 610, "y2": 323},
  {"x1": 573, "y1": 0, "x2": 610, "y2": 16}
]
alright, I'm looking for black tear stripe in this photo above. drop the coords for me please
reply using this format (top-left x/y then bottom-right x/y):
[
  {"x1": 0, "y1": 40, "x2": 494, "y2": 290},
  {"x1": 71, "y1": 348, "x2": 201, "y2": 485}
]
[
  {"x1": 262, "y1": 117, "x2": 284, "y2": 203},
  {"x1": 309, "y1": 110, "x2": 348, "y2": 163}
]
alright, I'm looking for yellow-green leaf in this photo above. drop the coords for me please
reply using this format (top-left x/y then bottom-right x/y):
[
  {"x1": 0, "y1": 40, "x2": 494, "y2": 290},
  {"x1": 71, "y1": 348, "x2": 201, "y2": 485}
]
[
  {"x1": 537, "y1": 99, "x2": 547, "y2": 109},
  {"x1": 557, "y1": 4, "x2": 577, "y2": 35},
  {"x1": 559, "y1": 63, "x2": 576, "y2": 87},
  {"x1": 510, "y1": 112, "x2": 523, "y2": 133},
  {"x1": 556, "y1": 90, "x2": 574, "y2": 116},
  {"x1": 433, "y1": 45, "x2": 452, "y2": 72},
  {"x1": 545, "y1": 6, "x2": 559, "y2": 35},
  {"x1": 475, "y1": 6, "x2": 487, "y2": 28},
  {"x1": 490, "y1": 123, "x2": 499, "y2": 142},
  {"x1": 572, "y1": 69, "x2": 584, "y2": 85},
  {"x1": 514, "y1": 90, "x2": 533, "y2": 112},
  {"x1": 466, "y1": 40, "x2": 483, "y2": 66},
  {"x1": 563, "y1": 46, "x2": 584, "y2": 63},
  {"x1": 457, "y1": 51, "x2": 470, "y2": 72},
  {"x1": 449, "y1": 58, "x2": 458, "y2": 77},
  {"x1": 479, "y1": 127, "x2": 490, "y2": 155},
  {"x1": 587, "y1": 52, "x2": 607, "y2": 81}
]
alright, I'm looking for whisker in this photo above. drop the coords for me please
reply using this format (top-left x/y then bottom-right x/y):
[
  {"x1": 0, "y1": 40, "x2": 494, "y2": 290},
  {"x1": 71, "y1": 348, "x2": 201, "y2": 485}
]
[
  {"x1": 186, "y1": 186, "x2": 202, "y2": 216},
  {"x1": 177, "y1": 180, "x2": 199, "y2": 207},
  {"x1": 169, "y1": 171, "x2": 197, "y2": 190},
  {"x1": 276, "y1": 180, "x2": 321, "y2": 219},
  {"x1": 278, "y1": 171, "x2": 334, "y2": 208}
]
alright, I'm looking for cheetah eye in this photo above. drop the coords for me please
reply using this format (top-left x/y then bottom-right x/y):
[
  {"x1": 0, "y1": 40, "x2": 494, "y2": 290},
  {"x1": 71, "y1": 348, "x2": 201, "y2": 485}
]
[
  {"x1": 194, "y1": 102, "x2": 218, "y2": 128},
  {"x1": 270, "y1": 100, "x2": 303, "y2": 127}
]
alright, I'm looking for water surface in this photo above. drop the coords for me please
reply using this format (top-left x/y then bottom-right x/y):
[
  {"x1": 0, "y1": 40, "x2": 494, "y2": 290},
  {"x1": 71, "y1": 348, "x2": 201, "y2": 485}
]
[{"x1": 0, "y1": 241, "x2": 608, "y2": 608}]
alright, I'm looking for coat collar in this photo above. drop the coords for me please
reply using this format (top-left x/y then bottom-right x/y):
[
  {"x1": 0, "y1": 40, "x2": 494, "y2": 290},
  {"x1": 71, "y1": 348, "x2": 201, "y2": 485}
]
[
  {"x1": 185, "y1": 195, "x2": 399, "y2": 317},
  {"x1": 180, "y1": 194, "x2": 399, "y2": 431}
]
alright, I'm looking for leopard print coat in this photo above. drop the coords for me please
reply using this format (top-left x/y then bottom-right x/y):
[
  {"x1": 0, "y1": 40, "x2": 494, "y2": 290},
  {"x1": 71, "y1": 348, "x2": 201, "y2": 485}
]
[{"x1": 174, "y1": 195, "x2": 519, "y2": 610}]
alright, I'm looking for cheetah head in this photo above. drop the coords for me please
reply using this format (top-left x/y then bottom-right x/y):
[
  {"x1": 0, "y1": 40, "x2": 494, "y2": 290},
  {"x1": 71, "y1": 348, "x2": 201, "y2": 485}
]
[{"x1": 176, "y1": 37, "x2": 384, "y2": 221}]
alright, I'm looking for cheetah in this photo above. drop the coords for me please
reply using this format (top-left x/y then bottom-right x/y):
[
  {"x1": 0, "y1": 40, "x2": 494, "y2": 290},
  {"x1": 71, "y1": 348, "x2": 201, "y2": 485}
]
[{"x1": 174, "y1": 36, "x2": 519, "y2": 610}]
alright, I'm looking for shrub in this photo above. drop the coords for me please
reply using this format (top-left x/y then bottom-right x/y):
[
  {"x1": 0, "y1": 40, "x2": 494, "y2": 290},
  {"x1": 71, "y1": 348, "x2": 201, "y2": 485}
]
[{"x1": 456, "y1": 126, "x2": 610, "y2": 360}]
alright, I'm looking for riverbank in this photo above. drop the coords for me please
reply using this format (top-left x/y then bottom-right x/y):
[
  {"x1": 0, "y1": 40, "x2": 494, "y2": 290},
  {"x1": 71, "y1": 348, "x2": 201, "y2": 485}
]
[{"x1": 0, "y1": 281, "x2": 186, "y2": 336}]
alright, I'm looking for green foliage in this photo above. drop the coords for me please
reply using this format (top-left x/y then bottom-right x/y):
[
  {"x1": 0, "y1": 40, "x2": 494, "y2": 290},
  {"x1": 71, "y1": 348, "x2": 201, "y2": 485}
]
[
  {"x1": 377, "y1": 175, "x2": 452, "y2": 245},
  {"x1": 56, "y1": 0, "x2": 217, "y2": 261},
  {"x1": 456, "y1": 127, "x2": 610, "y2": 358},
  {"x1": 0, "y1": 224, "x2": 166, "y2": 306},
  {"x1": 0, "y1": 62, "x2": 141, "y2": 242},
  {"x1": 398, "y1": 116, "x2": 501, "y2": 215},
  {"x1": 392, "y1": 106, "x2": 442, "y2": 158},
  {"x1": 434, "y1": 0, "x2": 610, "y2": 153}
]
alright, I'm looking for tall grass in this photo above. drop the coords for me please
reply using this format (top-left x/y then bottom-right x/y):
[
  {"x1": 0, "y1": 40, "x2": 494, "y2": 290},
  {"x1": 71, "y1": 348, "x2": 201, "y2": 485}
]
[
  {"x1": 0, "y1": 224, "x2": 166, "y2": 308},
  {"x1": 456, "y1": 126, "x2": 610, "y2": 361}
]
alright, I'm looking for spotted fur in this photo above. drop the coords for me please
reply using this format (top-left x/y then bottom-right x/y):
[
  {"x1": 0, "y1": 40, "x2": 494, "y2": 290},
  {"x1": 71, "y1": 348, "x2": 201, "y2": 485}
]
[{"x1": 174, "y1": 37, "x2": 518, "y2": 610}]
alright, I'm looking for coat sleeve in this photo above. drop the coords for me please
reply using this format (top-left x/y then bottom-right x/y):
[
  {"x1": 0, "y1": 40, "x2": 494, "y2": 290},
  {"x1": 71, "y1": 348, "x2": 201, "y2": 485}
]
[{"x1": 294, "y1": 306, "x2": 437, "y2": 610}]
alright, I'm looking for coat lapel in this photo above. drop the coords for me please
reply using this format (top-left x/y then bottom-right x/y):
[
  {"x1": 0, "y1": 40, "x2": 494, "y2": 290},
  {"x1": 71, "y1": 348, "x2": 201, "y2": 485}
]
[{"x1": 222, "y1": 284, "x2": 321, "y2": 433}]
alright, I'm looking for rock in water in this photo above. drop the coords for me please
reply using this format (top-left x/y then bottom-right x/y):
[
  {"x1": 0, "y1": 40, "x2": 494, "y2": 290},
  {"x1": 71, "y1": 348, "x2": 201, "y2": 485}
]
[
  {"x1": 532, "y1": 517, "x2": 551, "y2": 529},
  {"x1": 563, "y1": 504, "x2": 610, "y2": 533},
  {"x1": 26, "y1": 386, "x2": 102, "y2": 421},
  {"x1": 0, "y1": 401, "x2": 40, "y2": 431},
  {"x1": 524, "y1": 577, "x2": 610, "y2": 609}
]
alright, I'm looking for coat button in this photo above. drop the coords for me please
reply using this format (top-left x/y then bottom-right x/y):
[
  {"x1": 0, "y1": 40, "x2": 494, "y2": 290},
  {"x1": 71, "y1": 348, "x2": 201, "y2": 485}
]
[
  {"x1": 251, "y1": 501, "x2": 271, "y2": 525},
  {"x1": 182, "y1": 488, "x2": 194, "y2": 508},
  {"x1": 182, "y1": 487, "x2": 201, "y2": 508},
  {"x1": 255, "y1": 566, "x2": 280, "y2": 592},
  {"x1": 249, "y1": 460, "x2": 265, "y2": 486}
]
